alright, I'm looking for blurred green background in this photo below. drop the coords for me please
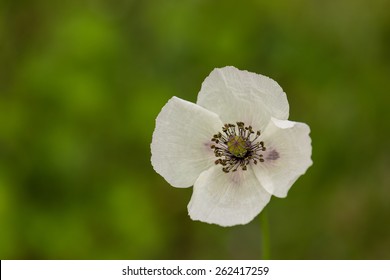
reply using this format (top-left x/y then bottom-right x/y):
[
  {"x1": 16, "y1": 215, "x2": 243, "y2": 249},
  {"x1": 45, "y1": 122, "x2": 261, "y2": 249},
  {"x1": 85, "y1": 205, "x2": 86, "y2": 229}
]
[{"x1": 1, "y1": 0, "x2": 390, "y2": 259}]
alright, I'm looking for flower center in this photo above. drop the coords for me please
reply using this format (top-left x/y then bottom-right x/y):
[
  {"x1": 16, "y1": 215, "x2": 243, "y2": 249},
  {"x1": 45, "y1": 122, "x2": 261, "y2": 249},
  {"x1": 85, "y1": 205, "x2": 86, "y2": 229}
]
[
  {"x1": 211, "y1": 122, "x2": 266, "y2": 173},
  {"x1": 227, "y1": 135, "x2": 247, "y2": 158}
]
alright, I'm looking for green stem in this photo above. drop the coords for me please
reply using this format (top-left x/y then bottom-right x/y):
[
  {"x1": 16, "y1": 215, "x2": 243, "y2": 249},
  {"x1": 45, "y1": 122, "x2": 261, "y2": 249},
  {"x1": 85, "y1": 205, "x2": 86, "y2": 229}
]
[{"x1": 260, "y1": 209, "x2": 270, "y2": 260}]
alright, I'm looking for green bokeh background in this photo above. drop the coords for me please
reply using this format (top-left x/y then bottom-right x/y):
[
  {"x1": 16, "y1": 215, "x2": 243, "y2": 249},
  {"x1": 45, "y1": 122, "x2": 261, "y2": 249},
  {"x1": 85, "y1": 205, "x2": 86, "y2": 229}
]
[{"x1": 1, "y1": 0, "x2": 390, "y2": 259}]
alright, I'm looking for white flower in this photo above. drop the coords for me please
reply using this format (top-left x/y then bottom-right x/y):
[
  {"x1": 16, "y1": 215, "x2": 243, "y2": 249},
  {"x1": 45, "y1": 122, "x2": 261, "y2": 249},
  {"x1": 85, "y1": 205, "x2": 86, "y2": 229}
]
[{"x1": 151, "y1": 66, "x2": 312, "y2": 227}]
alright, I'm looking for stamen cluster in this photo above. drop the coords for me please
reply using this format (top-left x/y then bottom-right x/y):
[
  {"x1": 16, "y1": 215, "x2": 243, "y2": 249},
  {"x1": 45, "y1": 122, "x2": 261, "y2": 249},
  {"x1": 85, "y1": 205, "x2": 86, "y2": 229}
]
[{"x1": 211, "y1": 122, "x2": 266, "y2": 173}]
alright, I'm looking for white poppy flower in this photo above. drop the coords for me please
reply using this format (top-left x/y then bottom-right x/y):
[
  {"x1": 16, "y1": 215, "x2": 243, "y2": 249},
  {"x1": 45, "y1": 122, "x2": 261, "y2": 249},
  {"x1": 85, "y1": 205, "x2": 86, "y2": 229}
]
[{"x1": 151, "y1": 66, "x2": 312, "y2": 227}]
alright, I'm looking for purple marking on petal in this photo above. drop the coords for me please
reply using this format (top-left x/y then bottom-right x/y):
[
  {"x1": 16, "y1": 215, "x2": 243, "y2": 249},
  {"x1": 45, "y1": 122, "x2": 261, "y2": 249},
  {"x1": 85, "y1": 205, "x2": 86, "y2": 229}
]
[
  {"x1": 266, "y1": 149, "x2": 279, "y2": 161},
  {"x1": 204, "y1": 141, "x2": 213, "y2": 149},
  {"x1": 203, "y1": 141, "x2": 215, "y2": 153}
]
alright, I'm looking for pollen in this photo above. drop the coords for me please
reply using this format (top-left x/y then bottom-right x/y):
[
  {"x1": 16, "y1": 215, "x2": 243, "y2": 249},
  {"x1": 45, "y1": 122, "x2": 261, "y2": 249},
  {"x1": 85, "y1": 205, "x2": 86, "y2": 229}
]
[{"x1": 211, "y1": 122, "x2": 266, "y2": 173}]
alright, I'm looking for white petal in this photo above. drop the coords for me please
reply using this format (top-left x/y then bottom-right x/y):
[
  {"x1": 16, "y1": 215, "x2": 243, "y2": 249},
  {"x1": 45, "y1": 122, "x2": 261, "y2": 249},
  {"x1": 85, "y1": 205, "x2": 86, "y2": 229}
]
[
  {"x1": 151, "y1": 97, "x2": 224, "y2": 188},
  {"x1": 252, "y1": 118, "x2": 312, "y2": 198},
  {"x1": 196, "y1": 66, "x2": 289, "y2": 131},
  {"x1": 188, "y1": 165, "x2": 271, "y2": 227}
]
